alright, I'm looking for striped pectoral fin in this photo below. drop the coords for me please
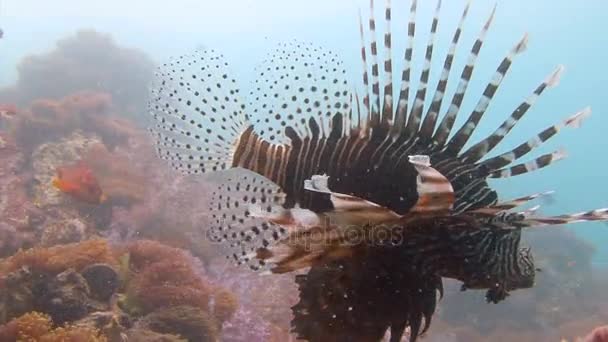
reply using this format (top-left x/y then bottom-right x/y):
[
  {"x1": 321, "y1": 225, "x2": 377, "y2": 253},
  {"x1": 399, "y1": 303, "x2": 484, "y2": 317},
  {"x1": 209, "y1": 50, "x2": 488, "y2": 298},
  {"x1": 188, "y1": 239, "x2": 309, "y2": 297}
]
[
  {"x1": 409, "y1": 155, "x2": 455, "y2": 213},
  {"x1": 304, "y1": 174, "x2": 402, "y2": 223}
]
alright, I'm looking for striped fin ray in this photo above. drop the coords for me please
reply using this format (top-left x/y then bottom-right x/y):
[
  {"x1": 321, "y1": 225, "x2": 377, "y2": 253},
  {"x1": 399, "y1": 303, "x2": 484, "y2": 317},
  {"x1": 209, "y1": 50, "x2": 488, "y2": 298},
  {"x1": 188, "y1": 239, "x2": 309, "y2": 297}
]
[
  {"x1": 403, "y1": 0, "x2": 442, "y2": 139},
  {"x1": 433, "y1": 4, "x2": 497, "y2": 147},
  {"x1": 516, "y1": 208, "x2": 608, "y2": 228},
  {"x1": 419, "y1": 2, "x2": 470, "y2": 141},
  {"x1": 468, "y1": 191, "x2": 554, "y2": 215},
  {"x1": 359, "y1": 10, "x2": 372, "y2": 133},
  {"x1": 488, "y1": 149, "x2": 567, "y2": 178},
  {"x1": 480, "y1": 107, "x2": 591, "y2": 171},
  {"x1": 248, "y1": 41, "x2": 351, "y2": 145},
  {"x1": 446, "y1": 33, "x2": 529, "y2": 154},
  {"x1": 368, "y1": 0, "x2": 382, "y2": 125},
  {"x1": 392, "y1": 0, "x2": 417, "y2": 136},
  {"x1": 208, "y1": 169, "x2": 293, "y2": 271},
  {"x1": 462, "y1": 65, "x2": 565, "y2": 162},
  {"x1": 381, "y1": 0, "x2": 394, "y2": 124},
  {"x1": 148, "y1": 49, "x2": 249, "y2": 174}
]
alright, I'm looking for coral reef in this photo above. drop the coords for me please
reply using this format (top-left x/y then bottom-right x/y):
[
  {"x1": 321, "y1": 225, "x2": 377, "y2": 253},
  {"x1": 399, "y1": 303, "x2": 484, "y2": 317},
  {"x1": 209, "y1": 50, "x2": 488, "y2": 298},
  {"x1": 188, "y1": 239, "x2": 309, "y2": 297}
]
[
  {"x1": 126, "y1": 328, "x2": 186, "y2": 342},
  {"x1": 80, "y1": 264, "x2": 120, "y2": 302},
  {"x1": 32, "y1": 269, "x2": 106, "y2": 325},
  {"x1": 39, "y1": 217, "x2": 87, "y2": 247},
  {"x1": 137, "y1": 305, "x2": 220, "y2": 342},
  {"x1": 108, "y1": 170, "x2": 216, "y2": 262},
  {"x1": 0, "y1": 132, "x2": 38, "y2": 257},
  {"x1": 0, "y1": 240, "x2": 119, "y2": 324},
  {"x1": 0, "y1": 30, "x2": 154, "y2": 117},
  {"x1": 0, "y1": 238, "x2": 116, "y2": 277},
  {"x1": 209, "y1": 259, "x2": 298, "y2": 329},
  {"x1": 211, "y1": 288, "x2": 239, "y2": 325},
  {"x1": 81, "y1": 142, "x2": 147, "y2": 204},
  {"x1": 0, "y1": 312, "x2": 106, "y2": 342},
  {"x1": 31, "y1": 131, "x2": 103, "y2": 207},
  {"x1": 30, "y1": 132, "x2": 147, "y2": 233},
  {"x1": 122, "y1": 240, "x2": 228, "y2": 316}
]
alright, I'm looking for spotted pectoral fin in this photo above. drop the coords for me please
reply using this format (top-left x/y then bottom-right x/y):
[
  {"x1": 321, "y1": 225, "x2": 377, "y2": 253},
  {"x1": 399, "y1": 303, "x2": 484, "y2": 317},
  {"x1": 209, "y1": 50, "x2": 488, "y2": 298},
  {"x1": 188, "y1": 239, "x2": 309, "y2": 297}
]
[
  {"x1": 304, "y1": 174, "x2": 402, "y2": 223},
  {"x1": 248, "y1": 41, "x2": 353, "y2": 145},
  {"x1": 409, "y1": 155, "x2": 455, "y2": 214},
  {"x1": 208, "y1": 169, "x2": 296, "y2": 271}
]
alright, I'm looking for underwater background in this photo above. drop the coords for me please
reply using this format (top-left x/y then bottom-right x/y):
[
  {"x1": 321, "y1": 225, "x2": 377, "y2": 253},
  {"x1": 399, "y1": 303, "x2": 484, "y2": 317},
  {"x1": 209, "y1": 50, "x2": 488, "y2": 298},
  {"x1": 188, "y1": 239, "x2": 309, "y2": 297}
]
[{"x1": 0, "y1": 0, "x2": 607, "y2": 341}]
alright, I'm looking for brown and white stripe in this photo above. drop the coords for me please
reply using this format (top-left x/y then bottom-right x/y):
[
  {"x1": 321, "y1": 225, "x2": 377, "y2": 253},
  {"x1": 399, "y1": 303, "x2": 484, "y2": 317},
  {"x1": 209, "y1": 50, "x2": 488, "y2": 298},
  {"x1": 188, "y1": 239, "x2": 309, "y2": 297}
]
[
  {"x1": 404, "y1": 0, "x2": 442, "y2": 139},
  {"x1": 481, "y1": 107, "x2": 590, "y2": 172},
  {"x1": 418, "y1": 1, "x2": 470, "y2": 141},
  {"x1": 433, "y1": 4, "x2": 497, "y2": 147},
  {"x1": 446, "y1": 33, "x2": 529, "y2": 154},
  {"x1": 392, "y1": 0, "x2": 418, "y2": 136},
  {"x1": 462, "y1": 65, "x2": 565, "y2": 163},
  {"x1": 489, "y1": 148, "x2": 567, "y2": 178},
  {"x1": 410, "y1": 155, "x2": 455, "y2": 213}
]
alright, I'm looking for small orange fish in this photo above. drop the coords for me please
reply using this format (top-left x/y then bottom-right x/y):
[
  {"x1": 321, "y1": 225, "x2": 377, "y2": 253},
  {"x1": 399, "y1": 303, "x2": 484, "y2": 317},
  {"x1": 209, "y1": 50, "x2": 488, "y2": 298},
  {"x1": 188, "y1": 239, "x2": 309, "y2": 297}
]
[{"x1": 52, "y1": 160, "x2": 107, "y2": 204}]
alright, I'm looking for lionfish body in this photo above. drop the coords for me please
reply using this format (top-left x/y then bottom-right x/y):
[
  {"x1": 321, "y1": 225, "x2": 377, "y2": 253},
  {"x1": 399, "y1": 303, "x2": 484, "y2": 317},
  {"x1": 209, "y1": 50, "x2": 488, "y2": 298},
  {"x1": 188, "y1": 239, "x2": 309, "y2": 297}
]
[{"x1": 149, "y1": 1, "x2": 607, "y2": 340}]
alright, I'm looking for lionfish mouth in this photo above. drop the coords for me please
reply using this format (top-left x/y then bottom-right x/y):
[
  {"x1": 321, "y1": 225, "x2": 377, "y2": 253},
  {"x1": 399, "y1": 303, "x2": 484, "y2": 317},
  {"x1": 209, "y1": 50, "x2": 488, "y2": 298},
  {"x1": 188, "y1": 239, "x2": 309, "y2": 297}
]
[{"x1": 148, "y1": 1, "x2": 605, "y2": 341}]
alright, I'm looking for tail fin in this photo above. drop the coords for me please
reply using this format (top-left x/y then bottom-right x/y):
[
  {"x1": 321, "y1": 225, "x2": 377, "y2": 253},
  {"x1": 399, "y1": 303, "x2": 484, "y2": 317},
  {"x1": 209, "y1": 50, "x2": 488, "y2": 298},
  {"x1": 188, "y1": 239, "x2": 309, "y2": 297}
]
[{"x1": 148, "y1": 49, "x2": 250, "y2": 174}]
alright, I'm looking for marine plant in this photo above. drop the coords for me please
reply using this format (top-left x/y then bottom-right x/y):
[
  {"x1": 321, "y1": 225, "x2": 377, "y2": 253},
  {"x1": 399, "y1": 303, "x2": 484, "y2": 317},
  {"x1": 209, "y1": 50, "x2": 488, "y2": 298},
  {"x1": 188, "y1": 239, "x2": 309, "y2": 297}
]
[
  {"x1": 121, "y1": 240, "x2": 237, "y2": 322},
  {"x1": 0, "y1": 311, "x2": 106, "y2": 342},
  {"x1": 0, "y1": 238, "x2": 117, "y2": 278}
]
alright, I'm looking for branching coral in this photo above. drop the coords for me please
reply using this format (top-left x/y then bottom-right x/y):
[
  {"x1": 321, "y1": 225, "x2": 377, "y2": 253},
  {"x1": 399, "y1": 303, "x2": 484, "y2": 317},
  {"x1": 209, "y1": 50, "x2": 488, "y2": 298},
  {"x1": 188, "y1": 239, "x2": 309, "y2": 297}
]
[{"x1": 0, "y1": 312, "x2": 106, "y2": 342}]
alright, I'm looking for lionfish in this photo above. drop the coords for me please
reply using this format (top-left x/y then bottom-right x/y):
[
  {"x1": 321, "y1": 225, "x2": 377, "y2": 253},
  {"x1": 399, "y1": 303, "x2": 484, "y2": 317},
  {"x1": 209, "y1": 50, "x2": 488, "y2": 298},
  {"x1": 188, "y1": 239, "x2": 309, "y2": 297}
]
[{"x1": 149, "y1": 1, "x2": 607, "y2": 340}]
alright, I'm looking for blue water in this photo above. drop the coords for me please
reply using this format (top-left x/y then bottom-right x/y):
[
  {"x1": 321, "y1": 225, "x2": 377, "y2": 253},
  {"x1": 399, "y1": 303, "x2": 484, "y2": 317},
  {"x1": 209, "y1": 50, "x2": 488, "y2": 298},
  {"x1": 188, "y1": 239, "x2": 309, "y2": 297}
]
[{"x1": 2, "y1": 0, "x2": 606, "y2": 260}]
